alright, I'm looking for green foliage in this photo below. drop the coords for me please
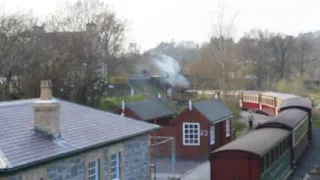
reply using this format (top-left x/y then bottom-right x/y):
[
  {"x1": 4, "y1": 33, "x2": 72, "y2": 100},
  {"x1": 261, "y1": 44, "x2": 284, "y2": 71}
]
[
  {"x1": 98, "y1": 94, "x2": 147, "y2": 112},
  {"x1": 232, "y1": 120, "x2": 247, "y2": 132},
  {"x1": 108, "y1": 76, "x2": 128, "y2": 84},
  {"x1": 273, "y1": 78, "x2": 306, "y2": 96},
  {"x1": 220, "y1": 95, "x2": 242, "y2": 119}
]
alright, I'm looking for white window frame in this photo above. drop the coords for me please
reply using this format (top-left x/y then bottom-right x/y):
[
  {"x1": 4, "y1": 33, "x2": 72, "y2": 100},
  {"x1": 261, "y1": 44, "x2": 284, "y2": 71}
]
[
  {"x1": 111, "y1": 152, "x2": 121, "y2": 180},
  {"x1": 226, "y1": 119, "x2": 231, "y2": 137},
  {"x1": 183, "y1": 122, "x2": 200, "y2": 146},
  {"x1": 210, "y1": 123, "x2": 215, "y2": 145},
  {"x1": 88, "y1": 160, "x2": 99, "y2": 180}
]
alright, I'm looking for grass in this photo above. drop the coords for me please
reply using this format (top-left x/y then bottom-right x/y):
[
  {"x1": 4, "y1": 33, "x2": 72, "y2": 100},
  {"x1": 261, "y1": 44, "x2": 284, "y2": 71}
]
[
  {"x1": 313, "y1": 119, "x2": 320, "y2": 128},
  {"x1": 131, "y1": 85, "x2": 163, "y2": 95}
]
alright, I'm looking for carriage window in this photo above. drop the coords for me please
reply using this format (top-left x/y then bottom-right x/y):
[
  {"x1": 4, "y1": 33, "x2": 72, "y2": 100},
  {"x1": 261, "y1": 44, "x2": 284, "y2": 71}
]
[
  {"x1": 271, "y1": 149, "x2": 275, "y2": 163},
  {"x1": 275, "y1": 146, "x2": 279, "y2": 159},
  {"x1": 284, "y1": 139, "x2": 287, "y2": 151},
  {"x1": 279, "y1": 142, "x2": 283, "y2": 155},
  {"x1": 261, "y1": 157, "x2": 265, "y2": 172},
  {"x1": 266, "y1": 153, "x2": 270, "y2": 169}
]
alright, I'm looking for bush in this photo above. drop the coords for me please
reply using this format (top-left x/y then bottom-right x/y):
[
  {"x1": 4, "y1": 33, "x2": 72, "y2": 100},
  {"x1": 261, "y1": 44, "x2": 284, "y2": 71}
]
[
  {"x1": 273, "y1": 78, "x2": 306, "y2": 96},
  {"x1": 220, "y1": 95, "x2": 242, "y2": 119},
  {"x1": 98, "y1": 94, "x2": 147, "y2": 112},
  {"x1": 311, "y1": 109, "x2": 320, "y2": 128},
  {"x1": 232, "y1": 120, "x2": 247, "y2": 132}
]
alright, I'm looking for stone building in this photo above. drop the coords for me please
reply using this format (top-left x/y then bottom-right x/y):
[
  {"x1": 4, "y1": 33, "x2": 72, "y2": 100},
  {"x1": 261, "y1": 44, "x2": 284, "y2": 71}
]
[{"x1": 0, "y1": 80, "x2": 159, "y2": 180}]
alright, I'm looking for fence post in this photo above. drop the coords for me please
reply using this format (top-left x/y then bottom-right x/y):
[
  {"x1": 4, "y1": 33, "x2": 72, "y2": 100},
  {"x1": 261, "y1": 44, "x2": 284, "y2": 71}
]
[{"x1": 171, "y1": 137, "x2": 176, "y2": 177}]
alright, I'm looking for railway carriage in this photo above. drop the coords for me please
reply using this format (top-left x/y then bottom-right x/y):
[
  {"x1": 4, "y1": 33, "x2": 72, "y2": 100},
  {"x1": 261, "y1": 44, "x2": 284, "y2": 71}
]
[
  {"x1": 280, "y1": 97, "x2": 313, "y2": 142},
  {"x1": 240, "y1": 91, "x2": 261, "y2": 111},
  {"x1": 256, "y1": 109, "x2": 309, "y2": 166},
  {"x1": 260, "y1": 92, "x2": 298, "y2": 116},
  {"x1": 260, "y1": 94, "x2": 277, "y2": 115},
  {"x1": 210, "y1": 128, "x2": 292, "y2": 180}
]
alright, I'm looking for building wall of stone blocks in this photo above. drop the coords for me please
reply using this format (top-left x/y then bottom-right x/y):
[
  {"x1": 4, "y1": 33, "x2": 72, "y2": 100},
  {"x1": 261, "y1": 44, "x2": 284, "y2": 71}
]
[{"x1": 0, "y1": 134, "x2": 150, "y2": 180}]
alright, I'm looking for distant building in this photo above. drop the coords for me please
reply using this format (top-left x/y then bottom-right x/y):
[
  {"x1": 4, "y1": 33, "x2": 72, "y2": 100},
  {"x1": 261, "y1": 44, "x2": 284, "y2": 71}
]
[{"x1": 0, "y1": 80, "x2": 158, "y2": 180}]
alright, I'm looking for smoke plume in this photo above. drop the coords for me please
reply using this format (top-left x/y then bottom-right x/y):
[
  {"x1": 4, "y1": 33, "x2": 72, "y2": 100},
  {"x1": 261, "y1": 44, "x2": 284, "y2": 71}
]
[{"x1": 153, "y1": 54, "x2": 190, "y2": 88}]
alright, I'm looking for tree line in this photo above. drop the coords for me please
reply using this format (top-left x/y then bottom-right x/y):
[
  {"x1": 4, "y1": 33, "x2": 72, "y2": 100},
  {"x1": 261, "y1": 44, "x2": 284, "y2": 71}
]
[
  {"x1": 1, "y1": 1, "x2": 319, "y2": 107},
  {"x1": 183, "y1": 4, "x2": 320, "y2": 94},
  {"x1": 0, "y1": 0, "x2": 132, "y2": 106}
]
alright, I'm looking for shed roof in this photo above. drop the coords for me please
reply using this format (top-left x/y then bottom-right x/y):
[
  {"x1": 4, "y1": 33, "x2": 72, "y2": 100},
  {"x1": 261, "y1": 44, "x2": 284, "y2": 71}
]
[
  {"x1": 0, "y1": 98, "x2": 158, "y2": 171},
  {"x1": 193, "y1": 99, "x2": 234, "y2": 123},
  {"x1": 256, "y1": 109, "x2": 308, "y2": 130},
  {"x1": 212, "y1": 128, "x2": 290, "y2": 156},
  {"x1": 126, "y1": 98, "x2": 176, "y2": 121},
  {"x1": 280, "y1": 97, "x2": 312, "y2": 110}
]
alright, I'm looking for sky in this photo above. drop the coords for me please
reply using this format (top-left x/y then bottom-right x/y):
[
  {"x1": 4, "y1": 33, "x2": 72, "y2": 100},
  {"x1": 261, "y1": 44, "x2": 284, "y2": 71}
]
[{"x1": 2, "y1": 0, "x2": 320, "y2": 51}]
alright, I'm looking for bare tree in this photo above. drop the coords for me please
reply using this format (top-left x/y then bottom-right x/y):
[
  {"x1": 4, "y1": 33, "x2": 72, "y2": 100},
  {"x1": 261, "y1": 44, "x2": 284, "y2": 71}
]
[
  {"x1": 268, "y1": 34, "x2": 295, "y2": 79},
  {"x1": 0, "y1": 11, "x2": 37, "y2": 99},
  {"x1": 6, "y1": 0, "x2": 128, "y2": 106},
  {"x1": 294, "y1": 32, "x2": 315, "y2": 79},
  {"x1": 238, "y1": 29, "x2": 272, "y2": 88},
  {"x1": 189, "y1": 3, "x2": 242, "y2": 92}
]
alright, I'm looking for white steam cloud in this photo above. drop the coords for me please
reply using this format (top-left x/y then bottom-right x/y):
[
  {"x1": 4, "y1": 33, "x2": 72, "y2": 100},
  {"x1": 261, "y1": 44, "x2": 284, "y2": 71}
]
[{"x1": 154, "y1": 54, "x2": 190, "y2": 88}]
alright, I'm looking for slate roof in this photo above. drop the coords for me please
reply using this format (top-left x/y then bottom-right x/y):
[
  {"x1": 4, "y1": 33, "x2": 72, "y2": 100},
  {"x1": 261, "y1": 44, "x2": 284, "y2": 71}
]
[
  {"x1": 0, "y1": 98, "x2": 159, "y2": 171},
  {"x1": 280, "y1": 97, "x2": 312, "y2": 110},
  {"x1": 193, "y1": 99, "x2": 234, "y2": 122},
  {"x1": 212, "y1": 128, "x2": 290, "y2": 156},
  {"x1": 126, "y1": 98, "x2": 176, "y2": 121},
  {"x1": 256, "y1": 109, "x2": 308, "y2": 130}
]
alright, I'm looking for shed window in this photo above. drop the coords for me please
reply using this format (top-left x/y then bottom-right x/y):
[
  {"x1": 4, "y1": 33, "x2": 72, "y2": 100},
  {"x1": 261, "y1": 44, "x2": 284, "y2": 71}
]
[
  {"x1": 210, "y1": 124, "x2": 215, "y2": 145},
  {"x1": 111, "y1": 152, "x2": 121, "y2": 180},
  {"x1": 226, "y1": 119, "x2": 230, "y2": 137},
  {"x1": 88, "y1": 160, "x2": 99, "y2": 180},
  {"x1": 183, "y1": 123, "x2": 200, "y2": 146}
]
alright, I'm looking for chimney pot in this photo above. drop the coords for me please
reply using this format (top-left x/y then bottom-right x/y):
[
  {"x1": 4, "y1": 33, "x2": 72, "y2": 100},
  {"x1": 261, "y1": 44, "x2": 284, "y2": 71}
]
[
  {"x1": 40, "y1": 80, "x2": 53, "y2": 100},
  {"x1": 188, "y1": 100, "x2": 192, "y2": 111}
]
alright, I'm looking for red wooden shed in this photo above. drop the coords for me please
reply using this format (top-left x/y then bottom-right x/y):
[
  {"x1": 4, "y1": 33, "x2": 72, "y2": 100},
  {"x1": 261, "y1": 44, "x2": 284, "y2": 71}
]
[{"x1": 172, "y1": 98, "x2": 234, "y2": 159}]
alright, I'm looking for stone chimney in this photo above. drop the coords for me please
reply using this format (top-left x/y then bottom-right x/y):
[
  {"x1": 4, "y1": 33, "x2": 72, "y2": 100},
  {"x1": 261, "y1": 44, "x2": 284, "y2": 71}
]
[
  {"x1": 86, "y1": 23, "x2": 97, "y2": 34},
  {"x1": 32, "y1": 25, "x2": 45, "y2": 34},
  {"x1": 33, "y1": 80, "x2": 61, "y2": 138}
]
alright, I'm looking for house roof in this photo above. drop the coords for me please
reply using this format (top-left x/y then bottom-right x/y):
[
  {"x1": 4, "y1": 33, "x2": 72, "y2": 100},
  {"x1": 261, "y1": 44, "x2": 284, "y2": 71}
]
[
  {"x1": 126, "y1": 98, "x2": 176, "y2": 121},
  {"x1": 280, "y1": 97, "x2": 312, "y2": 110},
  {"x1": 0, "y1": 98, "x2": 159, "y2": 172},
  {"x1": 212, "y1": 128, "x2": 290, "y2": 156},
  {"x1": 256, "y1": 109, "x2": 308, "y2": 130},
  {"x1": 193, "y1": 99, "x2": 234, "y2": 123}
]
